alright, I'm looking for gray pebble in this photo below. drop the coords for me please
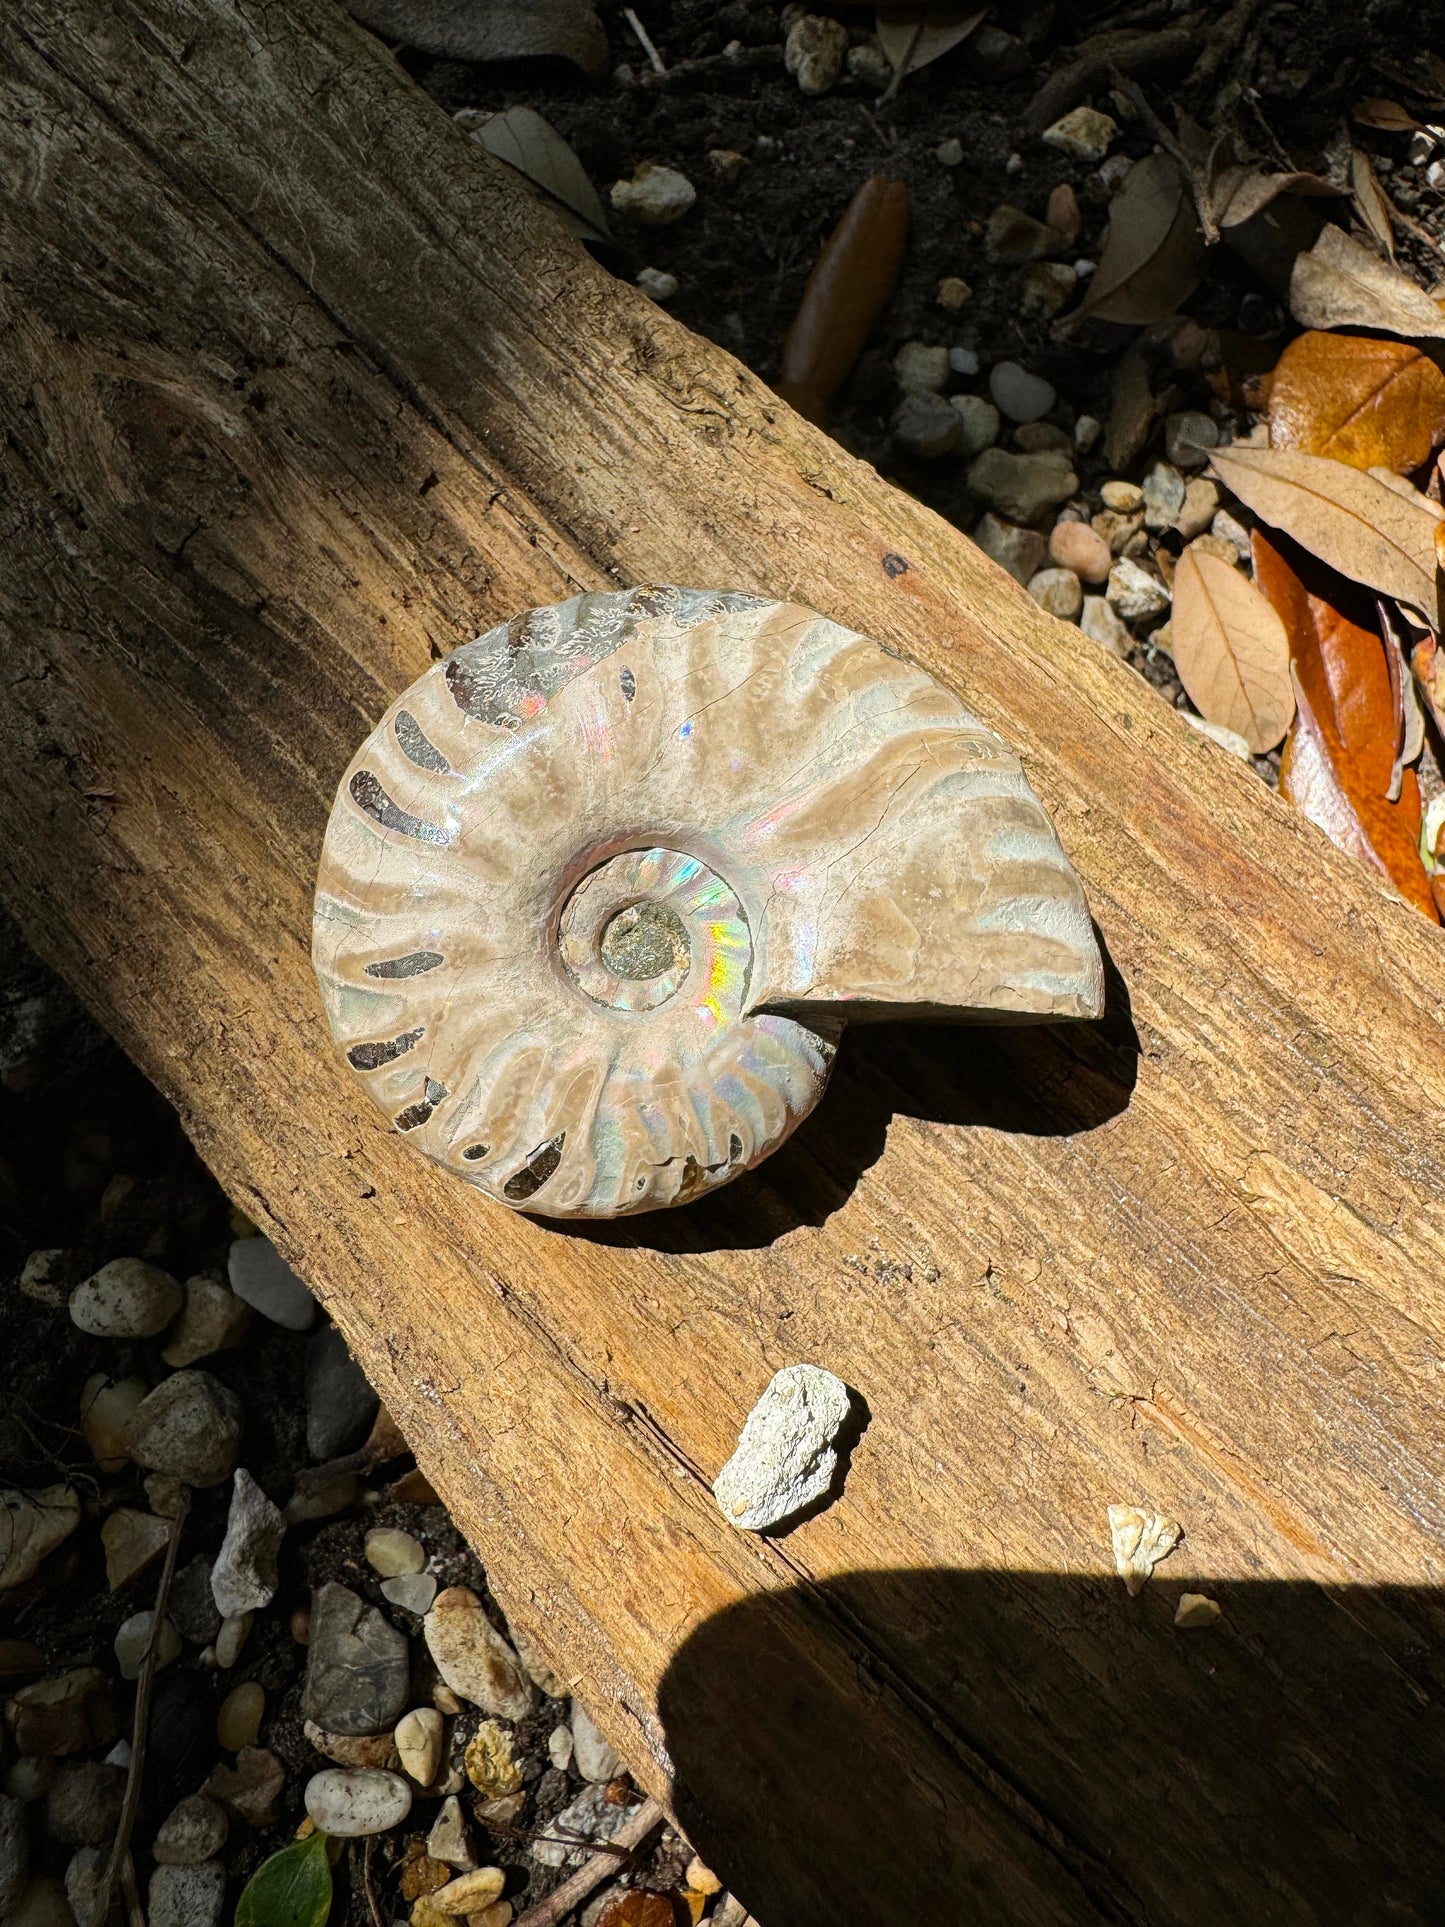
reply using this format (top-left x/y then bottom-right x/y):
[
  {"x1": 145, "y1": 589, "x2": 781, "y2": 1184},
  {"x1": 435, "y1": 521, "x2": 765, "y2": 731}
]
[
  {"x1": 968, "y1": 447, "x2": 1077, "y2": 523},
  {"x1": 148, "y1": 1861, "x2": 225, "y2": 1927},
  {"x1": 304, "y1": 1325, "x2": 377, "y2": 1461},
  {"x1": 153, "y1": 1794, "x2": 228, "y2": 1867},
  {"x1": 988, "y1": 360, "x2": 1057, "y2": 423},
  {"x1": 972, "y1": 513, "x2": 1046, "y2": 586},
  {"x1": 1028, "y1": 568, "x2": 1084, "y2": 621},
  {"x1": 125, "y1": 1372, "x2": 242, "y2": 1488},
  {"x1": 951, "y1": 394, "x2": 1000, "y2": 456},
  {"x1": 227, "y1": 1238, "x2": 315, "y2": 1330},
  {"x1": 210, "y1": 1470, "x2": 285, "y2": 1618},
  {"x1": 1142, "y1": 462, "x2": 1186, "y2": 533},
  {"x1": 892, "y1": 393, "x2": 961, "y2": 459},
  {"x1": 303, "y1": 1583, "x2": 410, "y2": 1737}
]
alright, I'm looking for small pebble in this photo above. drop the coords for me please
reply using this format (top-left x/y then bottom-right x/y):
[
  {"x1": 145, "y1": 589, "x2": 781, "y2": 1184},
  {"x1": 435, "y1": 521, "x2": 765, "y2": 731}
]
[
  {"x1": 1074, "y1": 256, "x2": 1096, "y2": 278},
  {"x1": 532, "y1": 1784, "x2": 641, "y2": 1871},
  {"x1": 1074, "y1": 414, "x2": 1102, "y2": 453},
  {"x1": 1042, "y1": 105, "x2": 1118, "y2": 164},
  {"x1": 432, "y1": 1868, "x2": 506, "y2": 1915},
  {"x1": 988, "y1": 360, "x2": 1057, "y2": 424},
  {"x1": 1096, "y1": 153, "x2": 1133, "y2": 194},
  {"x1": 204, "y1": 1745, "x2": 285, "y2": 1829},
  {"x1": 1174, "y1": 1591, "x2": 1222, "y2": 1628},
  {"x1": 304, "y1": 1325, "x2": 377, "y2": 1460},
  {"x1": 305, "y1": 1582, "x2": 410, "y2": 1734},
  {"x1": 609, "y1": 163, "x2": 695, "y2": 225},
  {"x1": 1108, "y1": 1503, "x2": 1182, "y2": 1595},
  {"x1": 147, "y1": 1862, "x2": 225, "y2": 1927},
  {"x1": 365, "y1": 1527, "x2": 426, "y2": 1578},
  {"x1": 1100, "y1": 479, "x2": 1144, "y2": 512},
  {"x1": 547, "y1": 1724, "x2": 574, "y2": 1772},
  {"x1": 1181, "y1": 712, "x2": 1251, "y2": 759},
  {"x1": 10, "y1": 1668, "x2": 114, "y2": 1761},
  {"x1": 713, "y1": 1363, "x2": 850, "y2": 1533},
  {"x1": 1018, "y1": 262, "x2": 1076, "y2": 319},
  {"x1": 1048, "y1": 519, "x2": 1111, "y2": 584},
  {"x1": 1028, "y1": 568, "x2": 1084, "y2": 621},
  {"x1": 845, "y1": 41, "x2": 891, "y2": 90},
  {"x1": 113, "y1": 1613, "x2": 180, "y2": 1681},
  {"x1": 985, "y1": 204, "x2": 1056, "y2": 264},
  {"x1": 935, "y1": 276, "x2": 972, "y2": 311},
  {"x1": 783, "y1": 13, "x2": 847, "y2": 94},
  {"x1": 216, "y1": 1682, "x2": 264, "y2": 1753},
  {"x1": 510, "y1": 1624, "x2": 566, "y2": 1699},
  {"x1": 227, "y1": 1238, "x2": 315, "y2": 1331},
  {"x1": 68, "y1": 1259, "x2": 181, "y2": 1340},
  {"x1": 395, "y1": 1707, "x2": 445, "y2": 1788},
  {"x1": 571, "y1": 1706, "x2": 623, "y2": 1783},
  {"x1": 303, "y1": 1723, "x2": 397, "y2": 1770},
  {"x1": 144, "y1": 1475, "x2": 189, "y2": 1521},
  {"x1": 893, "y1": 341, "x2": 950, "y2": 395},
  {"x1": 1164, "y1": 410, "x2": 1220, "y2": 469},
  {"x1": 1092, "y1": 507, "x2": 1144, "y2": 554},
  {"x1": 1015, "y1": 421, "x2": 1072, "y2": 455},
  {"x1": 424, "y1": 1590, "x2": 533, "y2": 1720},
  {"x1": 0, "y1": 1486, "x2": 81, "y2": 1591},
  {"x1": 211, "y1": 1470, "x2": 285, "y2": 1618},
  {"x1": 304, "y1": 1767, "x2": 412, "y2": 1838},
  {"x1": 18, "y1": 1250, "x2": 67, "y2": 1310},
  {"x1": 935, "y1": 136, "x2": 963, "y2": 167},
  {"x1": 65, "y1": 1848, "x2": 109, "y2": 1927},
  {"x1": 1175, "y1": 477, "x2": 1219, "y2": 541},
  {"x1": 1141, "y1": 462, "x2": 1186, "y2": 533},
  {"x1": 968, "y1": 447, "x2": 1077, "y2": 523},
  {"x1": 153, "y1": 1794, "x2": 228, "y2": 1867},
  {"x1": 951, "y1": 394, "x2": 1000, "y2": 456},
  {"x1": 464, "y1": 1720, "x2": 523, "y2": 1799},
  {"x1": 686, "y1": 1857, "x2": 722, "y2": 1896},
  {"x1": 1080, "y1": 595, "x2": 1132, "y2": 657},
  {"x1": 101, "y1": 1509, "x2": 169, "y2": 1592},
  {"x1": 428, "y1": 1795, "x2": 477, "y2": 1871},
  {"x1": 1188, "y1": 532, "x2": 1243, "y2": 568},
  {"x1": 947, "y1": 345, "x2": 979, "y2": 376},
  {"x1": 892, "y1": 393, "x2": 962, "y2": 459},
  {"x1": 80, "y1": 1375, "x2": 146, "y2": 1473},
  {"x1": 42, "y1": 1761, "x2": 124, "y2": 1847},
  {"x1": 635, "y1": 268, "x2": 678, "y2": 302},
  {"x1": 706, "y1": 148, "x2": 745, "y2": 183},
  {"x1": 972, "y1": 513, "x2": 1046, "y2": 586},
  {"x1": 215, "y1": 1611, "x2": 252, "y2": 1671},
  {"x1": 1211, "y1": 508, "x2": 1251, "y2": 561},
  {"x1": 160, "y1": 1276, "x2": 251, "y2": 1370},
  {"x1": 1107, "y1": 558, "x2": 1171, "y2": 622},
  {"x1": 1046, "y1": 182, "x2": 1081, "y2": 246},
  {"x1": 381, "y1": 1572, "x2": 438, "y2": 1616}
]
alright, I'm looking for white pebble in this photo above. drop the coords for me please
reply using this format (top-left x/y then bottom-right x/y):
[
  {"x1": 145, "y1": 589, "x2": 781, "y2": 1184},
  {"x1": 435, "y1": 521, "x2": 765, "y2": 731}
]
[
  {"x1": 1107, "y1": 558, "x2": 1171, "y2": 622},
  {"x1": 635, "y1": 267, "x2": 678, "y2": 302},
  {"x1": 395, "y1": 1707, "x2": 444, "y2": 1788},
  {"x1": 364, "y1": 1528, "x2": 425, "y2": 1578},
  {"x1": 1041, "y1": 105, "x2": 1118, "y2": 163},
  {"x1": 69, "y1": 1259, "x2": 181, "y2": 1339},
  {"x1": 547, "y1": 1723, "x2": 574, "y2": 1771},
  {"x1": 1028, "y1": 568, "x2": 1084, "y2": 621},
  {"x1": 988, "y1": 360, "x2": 1057, "y2": 423},
  {"x1": 114, "y1": 1612, "x2": 181, "y2": 1681},
  {"x1": 713, "y1": 1364, "x2": 850, "y2": 1532},
  {"x1": 381, "y1": 1572, "x2": 438, "y2": 1616},
  {"x1": 947, "y1": 346, "x2": 979, "y2": 377},
  {"x1": 304, "y1": 1767, "x2": 412, "y2": 1837},
  {"x1": 1074, "y1": 414, "x2": 1102, "y2": 452},
  {"x1": 935, "y1": 136, "x2": 964, "y2": 167},
  {"x1": 609, "y1": 163, "x2": 695, "y2": 225},
  {"x1": 893, "y1": 341, "x2": 950, "y2": 394},
  {"x1": 1108, "y1": 1503, "x2": 1182, "y2": 1595},
  {"x1": 783, "y1": 13, "x2": 848, "y2": 94}
]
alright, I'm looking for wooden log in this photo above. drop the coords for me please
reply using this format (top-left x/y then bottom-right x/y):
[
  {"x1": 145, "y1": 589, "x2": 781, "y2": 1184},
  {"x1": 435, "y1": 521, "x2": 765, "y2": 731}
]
[{"x1": 1, "y1": 4, "x2": 1443, "y2": 1920}]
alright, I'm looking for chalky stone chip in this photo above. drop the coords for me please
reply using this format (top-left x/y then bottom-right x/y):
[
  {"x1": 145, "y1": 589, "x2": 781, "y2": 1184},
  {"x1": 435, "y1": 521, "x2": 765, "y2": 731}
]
[{"x1": 713, "y1": 1363, "x2": 852, "y2": 1533}]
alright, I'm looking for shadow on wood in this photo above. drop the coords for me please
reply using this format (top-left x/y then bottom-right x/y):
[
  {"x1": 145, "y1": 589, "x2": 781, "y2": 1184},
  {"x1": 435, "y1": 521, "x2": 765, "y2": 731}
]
[{"x1": 660, "y1": 1568, "x2": 1445, "y2": 1926}]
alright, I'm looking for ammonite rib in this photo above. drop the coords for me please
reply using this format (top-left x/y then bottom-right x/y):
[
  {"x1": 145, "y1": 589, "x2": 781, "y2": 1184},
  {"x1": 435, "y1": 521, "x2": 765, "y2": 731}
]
[{"x1": 314, "y1": 588, "x2": 1103, "y2": 1217}]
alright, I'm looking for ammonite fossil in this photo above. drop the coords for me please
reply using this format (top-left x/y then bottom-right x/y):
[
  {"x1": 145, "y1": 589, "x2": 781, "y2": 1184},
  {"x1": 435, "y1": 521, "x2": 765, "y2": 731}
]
[{"x1": 313, "y1": 588, "x2": 1102, "y2": 1218}]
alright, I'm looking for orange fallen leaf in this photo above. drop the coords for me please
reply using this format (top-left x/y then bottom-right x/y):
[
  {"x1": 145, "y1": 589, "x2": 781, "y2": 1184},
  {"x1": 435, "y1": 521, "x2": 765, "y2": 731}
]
[
  {"x1": 1254, "y1": 531, "x2": 1437, "y2": 918},
  {"x1": 1267, "y1": 330, "x2": 1445, "y2": 473},
  {"x1": 1171, "y1": 547, "x2": 1293, "y2": 752},
  {"x1": 595, "y1": 1891, "x2": 686, "y2": 1927},
  {"x1": 774, "y1": 177, "x2": 910, "y2": 429}
]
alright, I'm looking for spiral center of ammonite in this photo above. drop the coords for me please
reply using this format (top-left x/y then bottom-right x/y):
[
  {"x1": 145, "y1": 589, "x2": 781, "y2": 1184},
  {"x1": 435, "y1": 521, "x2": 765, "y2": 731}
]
[
  {"x1": 598, "y1": 901, "x2": 691, "y2": 981},
  {"x1": 558, "y1": 846, "x2": 750, "y2": 1015}
]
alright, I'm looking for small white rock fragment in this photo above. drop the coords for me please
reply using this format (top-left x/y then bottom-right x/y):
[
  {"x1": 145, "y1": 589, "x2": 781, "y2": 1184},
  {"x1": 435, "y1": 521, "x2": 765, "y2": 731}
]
[
  {"x1": 381, "y1": 1572, "x2": 438, "y2": 1616},
  {"x1": 948, "y1": 345, "x2": 979, "y2": 377},
  {"x1": 570, "y1": 1705, "x2": 622, "y2": 1783},
  {"x1": 303, "y1": 1767, "x2": 412, "y2": 1837},
  {"x1": 935, "y1": 136, "x2": 964, "y2": 167},
  {"x1": 1042, "y1": 105, "x2": 1118, "y2": 164},
  {"x1": 69, "y1": 1259, "x2": 182, "y2": 1339},
  {"x1": 1028, "y1": 568, "x2": 1084, "y2": 621},
  {"x1": 547, "y1": 1723, "x2": 574, "y2": 1772},
  {"x1": 712, "y1": 1364, "x2": 851, "y2": 1532},
  {"x1": 783, "y1": 13, "x2": 848, "y2": 94},
  {"x1": 635, "y1": 267, "x2": 678, "y2": 302},
  {"x1": 1074, "y1": 414, "x2": 1102, "y2": 453},
  {"x1": 428, "y1": 1793, "x2": 477, "y2": 1870},
  {"x1": 609, "y1": 163, "x2": 696, "y2": 226},
  {"x1": 227, "y1": 1239, "x2": 315, "y2": 1330},
  {"x1": 395, "y1": 1707, "x2": 444, "y2": 1788},
  {"x1": 1174, "y1": 1591, "x2": 1222, "y2": 1628},
  {"x1": 1211, "y1": 508, "x2": 1252, "y2": 561},
  {"x1": 893, "y1": 341, "x2": 950, "y2": 395},
  {"x1": 1181, "y1": 713, "x2": 1252, "y2": 759},
  {"x1": 1107, "y1": 557, "x2": 1171, "y2": 622},
  {"x1": 988, "y1": 360, "x2": 1057, "y2": 424},
  {"x1": 1080, "y1": 595, "x2": 1132, "y2": 657},
  {"x1": 1107, "y1": 1503, "x2": 1183, "y2": 1595},
  {"x1": 211, "y1": 1471, "x2": 285, "y2": 1618},
  {"x1": 1100, "y1": 479, "x2": 1144, "y2": 512}
]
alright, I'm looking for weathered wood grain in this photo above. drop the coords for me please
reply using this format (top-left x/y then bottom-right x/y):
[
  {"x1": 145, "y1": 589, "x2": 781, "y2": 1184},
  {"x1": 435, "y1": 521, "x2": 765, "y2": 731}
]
[{"x1": 1, "y1": 3, "x2": 1443, "y2": 1920}]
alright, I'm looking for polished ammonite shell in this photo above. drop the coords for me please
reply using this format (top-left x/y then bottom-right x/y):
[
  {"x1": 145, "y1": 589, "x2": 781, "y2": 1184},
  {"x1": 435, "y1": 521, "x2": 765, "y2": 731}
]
[{"x1": 313, "y1": 588, "x2": 1102, "y2": 1217}]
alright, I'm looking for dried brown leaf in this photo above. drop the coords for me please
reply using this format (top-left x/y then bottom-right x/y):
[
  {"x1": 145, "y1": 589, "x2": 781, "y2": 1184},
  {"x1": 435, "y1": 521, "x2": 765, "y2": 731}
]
[
  {"x1": 348, "y1": 0, "x2": 607, "y2": 70},
  {"x1": 1171, "y1": 547, "x2": 1293, "y2": 751},
  {"x1": 1352, "y1": 98, "x2": 1424, "y2": 133},
  {"x1": 469, "y1": 106, "x2": 610, "y2": 242},
  {"x1": 1209, "y1": 442, "x2": 1439, "y2": 618},
  {"x1": 1070, "y1": 154, "x2": 1204, "y2": 327},
  {"x1": 876, "y1": 6, "x2": 985, "y2": 82},
  {"x1": 1206, "y1": 163, "x2": 1344, "y2": 232},
  {"x1": 1350, "y1": 148, "x2": 1396, "y2": 261},
  {"x1": 1267, "y1": 331, "x2": 1445, "y2": 473},
  {"x1": 1289, "y1": 224, "x2": 1445, "y2": 339}
]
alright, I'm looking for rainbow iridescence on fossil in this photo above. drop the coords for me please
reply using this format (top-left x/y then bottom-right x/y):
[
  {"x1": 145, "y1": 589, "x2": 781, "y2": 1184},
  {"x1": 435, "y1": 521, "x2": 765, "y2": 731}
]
[{"x1": 313, "y1": 587, "x2": 1102, "y2": 1217}]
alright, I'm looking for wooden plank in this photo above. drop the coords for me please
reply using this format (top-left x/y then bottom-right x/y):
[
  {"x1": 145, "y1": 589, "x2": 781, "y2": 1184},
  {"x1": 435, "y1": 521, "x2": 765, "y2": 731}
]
[{"x1": 1, "y1": 3, "x2": 1442, "y2": 1920}]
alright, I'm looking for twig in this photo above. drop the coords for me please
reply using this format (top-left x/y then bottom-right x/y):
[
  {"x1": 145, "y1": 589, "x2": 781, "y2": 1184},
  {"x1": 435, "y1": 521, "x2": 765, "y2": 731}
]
[
  {"x1": 101, "y1": 1486, "x2": 191, "y2": 1919},
  {"x1": 1187, "y1": 0, "x2": 1269, "y2": 87},
  {"x1": 360, "y1": 1837, "x2": 384, "y2": 1927},
  {"x1": 120, "y1": 1851, "x2": 145, "y2": 1927},
  {"x1": 511, "y1": 1797, "x2": 666, "y2": 1927},
  {"x1": 878, "y1": 18, "x2": 923, "y2": 107},
  {"x1": 1024, "y1": 22, "x2": 1205, "y2": 133},
  {"x1": 622, "y1": 8, "x2": 666, "y2": 76}
]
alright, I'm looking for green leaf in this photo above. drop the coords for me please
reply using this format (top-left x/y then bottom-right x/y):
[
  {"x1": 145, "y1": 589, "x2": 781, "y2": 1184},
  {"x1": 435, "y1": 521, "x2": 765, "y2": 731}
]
[{"x1": 234, "y1": 1831, "x2": 332, "y2": 1927}]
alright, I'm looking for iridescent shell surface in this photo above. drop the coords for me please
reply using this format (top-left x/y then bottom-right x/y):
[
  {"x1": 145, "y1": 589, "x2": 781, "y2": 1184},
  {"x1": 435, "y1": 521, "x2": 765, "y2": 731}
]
[{"x1": 313, "y1": 588, "x2": 1103, "y2": 1217}]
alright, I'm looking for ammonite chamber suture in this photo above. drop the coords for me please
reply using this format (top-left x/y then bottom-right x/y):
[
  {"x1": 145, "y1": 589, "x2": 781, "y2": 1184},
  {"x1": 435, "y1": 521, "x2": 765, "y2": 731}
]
[{"x1": 313, "y1": 588, "x2": 1103, "y2": 1218}]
